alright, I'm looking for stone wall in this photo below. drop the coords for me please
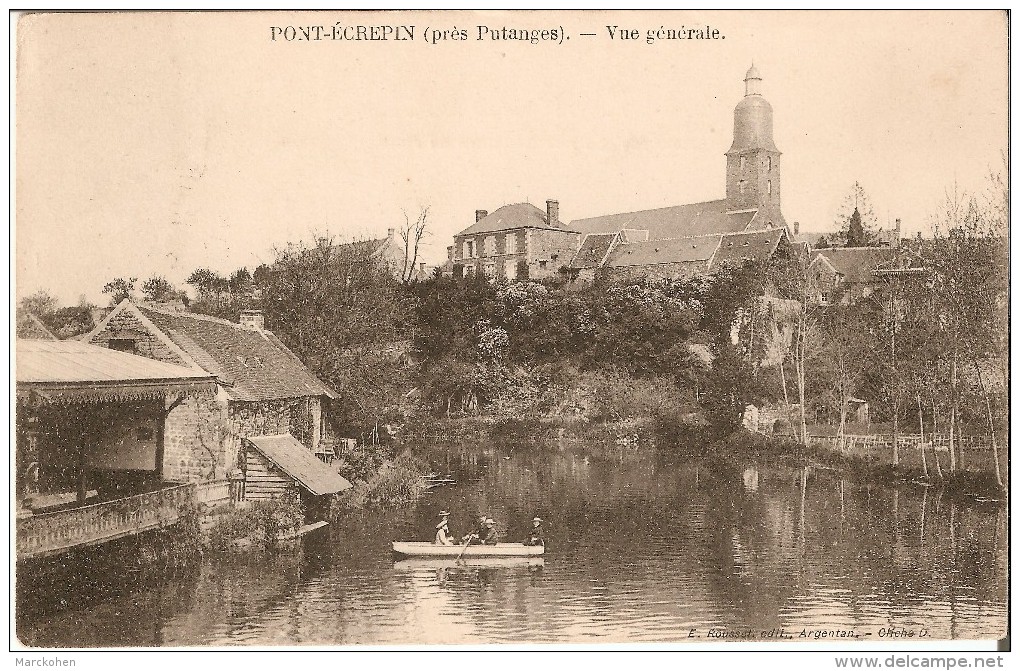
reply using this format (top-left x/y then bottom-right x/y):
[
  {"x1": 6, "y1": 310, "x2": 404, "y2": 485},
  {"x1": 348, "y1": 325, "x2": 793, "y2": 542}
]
[
  {"x1": 608, "y1": 260, "x2": 710, "y2": 282},
  {"x1": 163, "y1": 390, "x2": 232, "y2": 483},
  {"x1": 226, "y1": 397, "x2": 322, "y2": 459},
  {"x1": 90, "y1": 308, "x2": 189, "y2": 367},
  {"x1": 525, "y1": 229, "x2": 582, "y2": 277}
]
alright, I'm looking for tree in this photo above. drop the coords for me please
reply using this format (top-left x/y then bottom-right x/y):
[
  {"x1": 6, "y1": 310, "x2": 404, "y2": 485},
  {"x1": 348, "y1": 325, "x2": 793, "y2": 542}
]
[
  {"x1": 18, "y1": 290, "x2": 58, "y2": 317},
  {"x1": 399, "y1": 206, "x2": 431, "y2": 283},
  {"x1": 186, "y1": 268, "x2": 228, "y2": 302},
  {"x1": 102, "y1": 277, "x2": 137, "y2": 305},
  {"x1": 141, "y1": 275, "x2": 180, "y2": 303},
  {"x1": 926, "y1": 178, "x2": 1007, "y2": 484},
  {"x1": 832, "y1": 182, "x2": 880, "y2": 247},
  {"x1": 261, "y1": 234, "x2": 413, "y2": 432},
  {"x1": 813, "y1": 303, "x2": 879, "y2": 452}
]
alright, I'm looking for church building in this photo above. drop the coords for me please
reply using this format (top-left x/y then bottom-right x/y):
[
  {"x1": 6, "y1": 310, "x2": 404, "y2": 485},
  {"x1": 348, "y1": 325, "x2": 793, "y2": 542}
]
[{"x1": 566, "y1": 64, "x2": 796, "y2": 280}]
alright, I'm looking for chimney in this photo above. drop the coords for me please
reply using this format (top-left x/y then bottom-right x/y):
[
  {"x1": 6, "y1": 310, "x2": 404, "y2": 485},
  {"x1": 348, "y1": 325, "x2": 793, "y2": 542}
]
[
  {"x1": 387, "y1": 227, "x2": 396, "y2": 240},
  {"x1": 239, "y1": 309, "x2": 265, "y2": 331},
  {"x1": 475, "y1": 209, "x2": 488, "y2": 223},
  {"x1": 894, "y1": 218, "x2": 902, "y2": 247},
  {"x1": 546, "y1": 199, "x2": 560, "y2": 226},
  {"x1": 793, "y1": 221, "x2": 800, "y2": 235}
]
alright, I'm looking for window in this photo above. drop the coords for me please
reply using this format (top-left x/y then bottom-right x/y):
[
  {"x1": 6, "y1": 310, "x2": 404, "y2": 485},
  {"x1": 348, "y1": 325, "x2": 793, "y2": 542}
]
[
  {"x1": 740, "y1": 156, "x2": 746, "y2": 170},
  {"x1": 465, "y1": 240, "x2": 475, "y2": 258},
  {"x1": 485, "y1": 236, "x2": 496, "y2": 257},
  {"x1": 504, "y1": 259, "x2": 517, "y2": 280},
  {"x1": 505, "y1": 233, "x2": 516, "y2": 255},
  {"x1": 538, "y1": 260, "x2": 548, "y2": 270},
  {"x1": 464, "y1": 265, "x2": 475, "y2": 276},
  {"x1": 820, "y1": 291, "x2": 830, "y2": 305},
  {"x1": 739, "y1": 180, "x2": 746, "y2": 195},
  {"x1": 767, "y1": 180, "x2": 772, "y2": 195},
  {"x1": 108, "y1": 338, "x2": 135, "y2": 353},
  {"x1": 767, "y1": 156, "x2": 772, "y2": 171}
]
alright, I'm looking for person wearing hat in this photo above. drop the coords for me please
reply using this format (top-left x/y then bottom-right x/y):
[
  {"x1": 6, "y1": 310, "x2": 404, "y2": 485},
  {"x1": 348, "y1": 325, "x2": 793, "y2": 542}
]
[
  {"x1": 434, "y1": 511, "x2": 453, "y2": 545},
  {"x1": 462, "y1": 513, "x2": 488, "y2": 545},
  {"x1": 525, "y1": 517, "x2": 544, "y2": 546},
  {"x1": 480, "y1": 517, "x2": 499, "y2": 545}
]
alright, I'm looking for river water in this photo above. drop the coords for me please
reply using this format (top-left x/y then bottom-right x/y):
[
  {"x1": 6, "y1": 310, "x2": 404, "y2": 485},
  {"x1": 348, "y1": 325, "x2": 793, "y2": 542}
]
[{"x1": 18, "y1": 439, "x2": 1007, "y2": 646}]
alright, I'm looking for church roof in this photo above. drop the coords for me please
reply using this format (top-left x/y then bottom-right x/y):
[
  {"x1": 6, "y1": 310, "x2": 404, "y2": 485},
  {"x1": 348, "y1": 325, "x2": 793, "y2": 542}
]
[
  {"x1": 569, "y1": 200, "x2": 757, "y2": 240},
  {"x1": 709, "y1": 228, "x2": 788, "y2": 270},
  {"x1": 605, "y1": 234, "x2": 722, "y2": 268}
]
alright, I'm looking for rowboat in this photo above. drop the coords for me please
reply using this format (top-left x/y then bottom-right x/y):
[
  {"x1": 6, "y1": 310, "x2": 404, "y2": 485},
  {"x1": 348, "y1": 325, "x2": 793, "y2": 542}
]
[
  {"x1": 393, "y1": 557, "x2": 544, "y2": 570},
  {"x1": 391, "y1": 541, "x2": 544, "y2": 558}
]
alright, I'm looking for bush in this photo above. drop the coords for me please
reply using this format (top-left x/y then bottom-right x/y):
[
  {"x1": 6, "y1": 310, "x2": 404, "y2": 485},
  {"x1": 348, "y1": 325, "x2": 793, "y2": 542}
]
[
  {"x1": 333, "y1": 453, "x2": 429, "y2": 512},
  {"x1": 204, "y1": 498, "x2": 304, "y2": 552}
]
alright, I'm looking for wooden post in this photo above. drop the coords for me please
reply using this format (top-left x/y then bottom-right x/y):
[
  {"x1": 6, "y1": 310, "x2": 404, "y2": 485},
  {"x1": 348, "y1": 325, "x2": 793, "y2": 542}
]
[
  {"x1": 77, "y1": 408, "x2": 91, "y2": 504},
  {"x1": 155, "y1": 412, "x2": 167, "y2": 481}
]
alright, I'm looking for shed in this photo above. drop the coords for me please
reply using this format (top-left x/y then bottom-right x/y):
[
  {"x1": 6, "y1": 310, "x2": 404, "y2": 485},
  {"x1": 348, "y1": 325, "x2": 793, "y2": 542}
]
[{"x1": 242, "y1": 434, "x2": 352, "y2": 503}]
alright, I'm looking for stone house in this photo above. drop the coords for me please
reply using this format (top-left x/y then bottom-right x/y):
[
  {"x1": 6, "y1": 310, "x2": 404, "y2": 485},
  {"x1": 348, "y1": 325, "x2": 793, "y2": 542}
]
[
  {"x1": 807, "y1": 247, "x2": 899, "y2": 306},
  {"x1": 448, "y1": 200, "x2": 581, "y2": 280},
  {"x1": 85, "y1": 300, "x2": 350, "y2": 506}
]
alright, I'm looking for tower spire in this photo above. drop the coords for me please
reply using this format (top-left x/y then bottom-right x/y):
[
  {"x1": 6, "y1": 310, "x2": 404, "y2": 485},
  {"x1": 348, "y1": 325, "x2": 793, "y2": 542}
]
[{"x1": 744, "y1": 62, "x2": 762, "y2": 96}]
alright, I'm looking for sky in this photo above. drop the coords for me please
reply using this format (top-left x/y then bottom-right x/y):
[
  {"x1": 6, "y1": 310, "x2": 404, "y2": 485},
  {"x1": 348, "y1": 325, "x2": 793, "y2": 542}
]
[{"x1": 15, "y1": 10, "x2": 1008, "y2": 305}]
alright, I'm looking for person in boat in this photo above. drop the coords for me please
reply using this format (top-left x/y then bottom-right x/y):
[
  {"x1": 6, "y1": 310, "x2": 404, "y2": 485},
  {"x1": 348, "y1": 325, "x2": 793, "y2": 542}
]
[
  {"x1": 525, "y1": 516, "x2": 544, "y2": 546},
  {"x1": 434, "y1": 510, "x2": 453, "y2": 545},
  {"x1": 462, "y1": 513, "x2": 488, "y2": 545},
  {"x1": 479, "y1": 518, "x2": 499, "y2": 545}
]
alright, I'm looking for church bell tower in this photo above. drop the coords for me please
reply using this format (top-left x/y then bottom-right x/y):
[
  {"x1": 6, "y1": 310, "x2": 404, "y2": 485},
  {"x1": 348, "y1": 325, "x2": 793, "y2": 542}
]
[{"x1": 726, "y1": 64, "x2": 782, "y2": 212}]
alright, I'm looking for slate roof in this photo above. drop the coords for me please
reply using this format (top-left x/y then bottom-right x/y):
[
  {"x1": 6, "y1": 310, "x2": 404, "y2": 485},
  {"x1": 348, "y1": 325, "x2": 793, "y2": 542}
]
[
  {"x1": 606, "y1": 234, "x2": 722, "y2": 268},
  {"x1": 569, "y1": 233, "x2": 619, "y2": 269},
  {"x1": 245, "y1": 434, "x2": 353, "y2": 496},
  {"x1": 455, "y1": 203, "x2": 567, "y2": 237},
  {"x1": 810, "y1": 247, "x2": 898, "y2": 284},
  {"x1": 17, "y1": 339, "x2": 213, "y2": 386},
  {"x1": 136, "y1": 305, "x2": 337, "y2": 402},
  {"x1": 570, "y1": 200, "x2": 759, "y2": 240},
  {"x1": 709, "y1": 229, "x2": 787, "y2": 270}
]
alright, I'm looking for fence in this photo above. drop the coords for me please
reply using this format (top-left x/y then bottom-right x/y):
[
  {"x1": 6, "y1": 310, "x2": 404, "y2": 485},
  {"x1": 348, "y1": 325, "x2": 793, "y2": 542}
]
[
  {"x1": 804, "y1": 433, "x2": 1004, "y2": 475},
  {"x1": 17, "y1": 482, "x2": 196, "y2": 560}
]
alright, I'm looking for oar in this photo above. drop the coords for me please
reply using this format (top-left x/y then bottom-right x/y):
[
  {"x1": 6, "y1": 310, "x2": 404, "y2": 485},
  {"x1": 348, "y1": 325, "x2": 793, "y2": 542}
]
[{"x1": 456, "y1": 534, "x2": 476, "y2": 562}]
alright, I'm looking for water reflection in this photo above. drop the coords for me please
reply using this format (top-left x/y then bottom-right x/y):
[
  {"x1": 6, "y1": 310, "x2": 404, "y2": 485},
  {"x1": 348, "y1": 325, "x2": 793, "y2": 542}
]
[{"x1": 18, "y1": 440, "x2": 1007, "y2": 646}]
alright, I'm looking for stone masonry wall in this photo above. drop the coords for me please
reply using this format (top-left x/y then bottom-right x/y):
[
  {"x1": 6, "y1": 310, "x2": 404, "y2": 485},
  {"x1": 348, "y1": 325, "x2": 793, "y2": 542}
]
[
  {"x1": 226, "y1": 397, "x2": 322, "y2": 467},
  {"x1": 526, "y1": 229, "x2": 582, "y2": 278},
  {"x1": 608, "y1": 260, "x2": 710, "y2": 282},
  {"x1": 90, "y1": 308, "x2": 189, "y2": 367},
  {"x1": 163, "y1": 389, "x2": 232, "y2": 483}
]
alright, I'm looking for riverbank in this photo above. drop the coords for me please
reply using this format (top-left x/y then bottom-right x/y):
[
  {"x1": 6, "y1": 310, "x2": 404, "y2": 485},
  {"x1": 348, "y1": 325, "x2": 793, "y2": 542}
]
[{"x1": 701, "y1": 430, "x2": 1007, "y2": 504}]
